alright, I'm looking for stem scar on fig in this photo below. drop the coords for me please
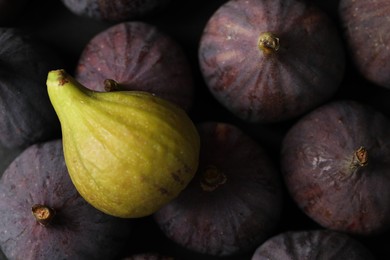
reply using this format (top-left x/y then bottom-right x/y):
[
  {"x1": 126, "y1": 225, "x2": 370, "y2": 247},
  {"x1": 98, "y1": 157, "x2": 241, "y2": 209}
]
[
  {"x1": 32, "y1": 204, "x2": 56, "y2": 226},
  {"x1": 104, "y1": 79, "x2": 123, "y2": 92},
  {"x1": 351, "y1": 146, "x2": 368, "y2": 169},
  {"x1": 258, "y1": 32, "x2": 280, "y2": 55},
  {"x1": 200, "y1": 165, "x2": 227, "y2": 192}
]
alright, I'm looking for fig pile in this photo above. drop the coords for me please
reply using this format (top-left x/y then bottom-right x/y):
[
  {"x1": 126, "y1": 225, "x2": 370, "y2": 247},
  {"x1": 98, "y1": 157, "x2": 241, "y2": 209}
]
[{"x1": 1, "y1": 0, "x2": 390, "y2": 259}]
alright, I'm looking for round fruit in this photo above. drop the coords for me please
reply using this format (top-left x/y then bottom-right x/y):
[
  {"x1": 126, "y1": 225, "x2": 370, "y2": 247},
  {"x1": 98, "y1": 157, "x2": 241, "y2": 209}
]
[
  {"x1": 252, "y1": 229, "x2": 375, "y2": 259},
  {"x1": 60, "y1": 0, "x2": 171, "y2": 22},
  {"x1": 281, "y1": 99, "x2": 390, "y2": 235},
  {"x1": 47, "y1": 69, "x2": 200, "y2": 218},
  {"x1": 0, "y1": 27, "x2": 63, "y2": 149},
  {"x1": 339, "y1": 0, "x2": 390, "y2": 89},
  {"x1": 0, "y1": 139, "x2": 133, "y2": 260},
  {"x1": 75, "y1": 21, "x2": 194, "y2": 111},
  {"x1": 154, "y1": 121, "x2": 283, "y2": 257},
  {"x1": 198, "y1": 0, "x2": 345, "y2": 123}
]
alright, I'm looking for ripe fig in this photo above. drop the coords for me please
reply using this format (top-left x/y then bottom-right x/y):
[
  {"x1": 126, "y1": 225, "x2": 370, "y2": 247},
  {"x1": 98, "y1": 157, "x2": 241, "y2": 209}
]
[
  {"x1": 252, "y1": 229, "x2": 375, "y2": 259},
  {"x1": 0, "y1": 27, "x2": 62, "y2": 149},
  {"x1": 281, "y1": 100, "x2": 390, "y2": 235},
  {"x1": 339, "y1": 0, "x2": 390, "y2": 89},
  {"x1": 75, "y1": 21, "x2": 195, "y2": 111},
  {"x1": 60, "y1": 0, "x2": 171, "y2": 22},
  {"x1": 198, "y1": 0, "x2": 345, "y2": 123},
  {"x1": 0, "y1": 139, "x2": 133, "y2": 260},
  {"x1": 154, "y1": 121, "x2": 283, "y2": 257},
  {"x1": 46, "y1": 69, "x2": 200, "y2": 218}
]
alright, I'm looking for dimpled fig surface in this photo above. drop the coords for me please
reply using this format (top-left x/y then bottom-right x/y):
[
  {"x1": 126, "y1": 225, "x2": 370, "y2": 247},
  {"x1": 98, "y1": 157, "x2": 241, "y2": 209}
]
[
  {"x1": 154, "y1": 121, "x2": 283, "y2": 257},
  {"x1": 252, "y1": 230, "x2": 375, "y2": 259},
  {"x1": 281, "y1": 100, "x2": 390, "y2": 235},
  {"x1": 198, "y1": 0, "x2": 345, "y2": 123},
  {"x1": 0, "y1": 28, "x2": 62, "y2": 149},
  {"x1": 0, "y1": 139, "x2": 133, "y2": 260},
  {"x1": 75, "y1": 21, "x2": 194, "y2": 111}
]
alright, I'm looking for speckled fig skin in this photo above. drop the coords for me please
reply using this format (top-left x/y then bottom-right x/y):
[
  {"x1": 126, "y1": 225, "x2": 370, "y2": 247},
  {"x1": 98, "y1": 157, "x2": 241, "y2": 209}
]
[
  {"x1": 0, "y1": 140, "x2": 133, "y2": 260},
  {"x1": 154, "y1": 121, "x2": 283, "y2": 257},
  {"x1": 75, "y1": 21, "x2": 194, "y2": 111},
  {"x1": 281, "y1": 100, "x2": 390, "y2": 235},
  {"x1": 198, "y1": 0, "x2": 345, "y2": 123},
  {"x1": 339, "y1": 0, "x2": 390, "y2": 89},
  {"x1": 252, "y1": 230, "x2": 375, "y2": 259},
  {"x1": 0, "y1": 28, "x2": 62, "y2": 149},
  {"x1": 60, "y1": 0, "x2": 171, "y2": 22}
]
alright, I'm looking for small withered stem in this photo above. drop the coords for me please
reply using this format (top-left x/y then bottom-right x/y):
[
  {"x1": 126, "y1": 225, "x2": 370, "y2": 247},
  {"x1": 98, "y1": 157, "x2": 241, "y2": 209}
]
[
  {"x1": 200, "y1": 165, "x2": 227, "y2": 192},
  {"x1": 350, "y1": 146, "x2": 368, "y2": 169},
  {"x1": 104, "y1": 79, "x2": 122, "y2": 92},
  {"x1": 258, "y1": 32, "x2": 280, "y2": 55},
  {"x1": 32, "y1": 204, "x2": 56, "y2": 226}
]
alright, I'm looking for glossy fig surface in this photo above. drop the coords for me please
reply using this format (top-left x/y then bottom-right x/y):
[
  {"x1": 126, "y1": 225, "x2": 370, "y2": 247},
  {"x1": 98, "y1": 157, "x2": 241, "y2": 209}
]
[
  {"x1": 154, "y1": 121, "x2": 283, "y2": 257},
  {"x1": 0, "y1": 139, "x2": 133, "y2": 260},
  {"x1": 75, "y1": 21, "x2": 194, "y2": 111},
  {"x1": 198, "y1": 0, "x2": 345, "y2": 123},
  {"x1": 281, "y1": 100, "x2": 390, "y2": 235}
]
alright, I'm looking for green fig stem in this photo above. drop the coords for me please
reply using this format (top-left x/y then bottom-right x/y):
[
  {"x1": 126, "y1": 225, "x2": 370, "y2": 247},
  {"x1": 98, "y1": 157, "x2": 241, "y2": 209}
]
[
  {"x1": 258, "y1": 32, "x2": 280, "y2": 55},
  {"x1": 104, "y1": 79, "x2": 123, "y2": 92},
  {"x1": 200, "y1": 165, "x2": 227, "y2": 192},
  {"x1": 350, "y1": 146, "x2": 368, "y2": 169},
  {"x1": 32, "y1": 204, "x2": 56, "y2": 226}
]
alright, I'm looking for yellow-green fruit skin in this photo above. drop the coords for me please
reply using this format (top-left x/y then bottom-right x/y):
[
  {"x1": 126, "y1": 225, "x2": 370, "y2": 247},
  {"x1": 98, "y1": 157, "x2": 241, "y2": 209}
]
[{"x1": 46, "y1": 69, "x2": 200, "y2": 218}]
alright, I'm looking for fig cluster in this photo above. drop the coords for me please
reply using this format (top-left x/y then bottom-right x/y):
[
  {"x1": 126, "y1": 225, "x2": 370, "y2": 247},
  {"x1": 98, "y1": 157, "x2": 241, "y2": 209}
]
[{"x1": 1, "y1": 0, "x2": 390, "y2": 259}]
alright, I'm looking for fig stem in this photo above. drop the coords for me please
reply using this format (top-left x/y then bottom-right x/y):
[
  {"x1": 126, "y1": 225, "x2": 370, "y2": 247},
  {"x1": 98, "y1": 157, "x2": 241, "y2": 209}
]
[
  {"x1": 104, "y1": 79, "x2": 122, "y2": 92},
  {"x1": 32, "y1": 204, "x2": 56, "y2": 226},
  {"x1": 200, "y1": 165, "x2": 227, "y2": 192},
  {"x1": 350, "y1": 146, "x2": 368, "y2": 169},
  {"x1": 258, "y1": 32, "x2": 280, "y2": 55}
]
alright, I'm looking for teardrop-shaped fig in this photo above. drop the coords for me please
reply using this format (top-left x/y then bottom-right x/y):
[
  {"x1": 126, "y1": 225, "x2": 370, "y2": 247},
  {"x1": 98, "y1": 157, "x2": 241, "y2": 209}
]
[
  {"x1": 75, "y1": 21, "x2": 194, "y2": 111},
  {"x1": 47, "y1": 69, "x2": 200, "y2": 218},
  {"x1": 154, "y1": 121, "x2": 283, "y2": 257},
  {"x1": 281, "y1": 100, "x2": 390, "y2": 235},
  {"x1": 0, "y1": 139, "x2": 133, "y2": 260},
  {"x1": 0, "y1": 27, "x2": 63, "y2": 149},
  {"x1": 252, "y1": 229, "x2": 375, "y2": 259},
  {"x1": 339, "y1": 0, "x2": 390, "y2": 89},
  {"x1": 198, "y1": 0, "x2": 345, "y2": 123},
  {"x1": 60, "y1": 0, "x2": 172, "y2": 22}
]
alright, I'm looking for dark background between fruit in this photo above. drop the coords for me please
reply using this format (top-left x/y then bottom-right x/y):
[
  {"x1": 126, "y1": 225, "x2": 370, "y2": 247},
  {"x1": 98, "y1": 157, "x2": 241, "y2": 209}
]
[{"x1": 1, "y1": 0, "x2": 390, "y2": 259}]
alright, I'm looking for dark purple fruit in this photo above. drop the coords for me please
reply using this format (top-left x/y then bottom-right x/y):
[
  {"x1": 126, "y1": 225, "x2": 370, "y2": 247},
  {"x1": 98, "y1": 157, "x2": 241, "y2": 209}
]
[
  {"x1": 154, "y1": 121, "x2": 283, "y2": 257},
  {"x1": 281, "y1": 100, "x2": 390, "y2": 235},
  {"x1": 75, "y1": 21, "x2": 194, "y2": 111},
  {"x1": 0, "y1": 28, "x2": 63, "y2": 149},
  {"x1": 60, "y1": 0, "x2": 172, "y2": 22},
  {"x1": 0, "y1": 139, "x2": 133, "y2": 259},
  {"x1": 122, "y1": 253, "x2": 173, "y2": 260},
  {"x1": 339, "y1": 0, "x2": 390, "y2": 89},
  {"x1": 252, "y1": 229, "x2": 375, "y2": 259},
  {"x1": 198, "y1": 0, "x2": 345, "y2": 123}
]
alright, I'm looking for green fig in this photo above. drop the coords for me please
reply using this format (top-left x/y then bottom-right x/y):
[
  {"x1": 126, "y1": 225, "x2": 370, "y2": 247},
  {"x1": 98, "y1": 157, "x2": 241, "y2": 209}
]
[{"x1": 46, "y1": 69, "x2": 200, "y2": 218}]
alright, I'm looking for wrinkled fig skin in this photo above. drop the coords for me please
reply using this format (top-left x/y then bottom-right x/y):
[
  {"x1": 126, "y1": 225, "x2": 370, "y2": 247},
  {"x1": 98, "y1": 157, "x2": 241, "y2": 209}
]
[
  {"x1": 154, "y1": 122, "x2": 283, "y2": 257},
  {"x1": 0, "y1": 140, "x2": 133, "y2": 260},
  {"x1": 252, "y1": 230, "x2": 375, "y2": 260},
  {"x1": 75, "y1": 21, "x2": 194, "y2": 111},
  {"x1": 198, "y1": 0, "x2": 345, "y2": 123},
  {"x1": 0, "y1": 28, "x2": 62, "y2": 149},
  {"x1": 61, "y1": 0, "x2": 171, "y2": 22},
  {"x1": 281, "y1": 100, "x2": 390, "y2": 235},
  {"x1": 339, "y1": 0, "x2": 390, "y2": 89}
]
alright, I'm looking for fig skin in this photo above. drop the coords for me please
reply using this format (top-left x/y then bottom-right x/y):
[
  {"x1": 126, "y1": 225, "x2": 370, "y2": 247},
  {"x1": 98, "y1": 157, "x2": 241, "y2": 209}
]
[
  {"x1": 0, "y1": 28, "x2": 62, "y2": 149},
  {"x1": 60, "y1": 0, "x2": 171, "y2": 22},
  {"x1": 75, "y1": 21, "x2": 194, "y2": 111},
  {"x1": 0, "y1": 139, "x2": 133, "y2": 260},
  {"x1": 154, "y1": 121, "x2": 283, "y2": 257},
  {"x1": 198, "y1": 0, "x2": 345, "y2": 123},
  {"x1": 252, "y1": 229, "x2": 375, "y2": 259},
  {"x1": 339, "y1": 0, "x2": 390, "y2": 89},
  {"x1": 281, "y1": 100, "x2": 390, "y2": 235}
]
